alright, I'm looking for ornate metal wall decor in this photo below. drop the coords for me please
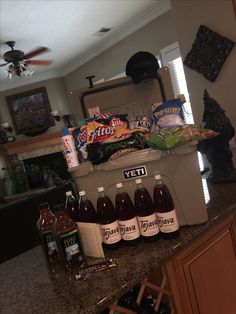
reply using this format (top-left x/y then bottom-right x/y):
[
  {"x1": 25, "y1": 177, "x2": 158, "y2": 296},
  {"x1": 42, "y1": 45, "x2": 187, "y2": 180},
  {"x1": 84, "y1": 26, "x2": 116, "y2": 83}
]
[
  {"x1": 184, "y1": 25, "x2": 235, "y2": 82},
  {"x1": 197, "y1": 90, "x2": 236, "y2": 183}
]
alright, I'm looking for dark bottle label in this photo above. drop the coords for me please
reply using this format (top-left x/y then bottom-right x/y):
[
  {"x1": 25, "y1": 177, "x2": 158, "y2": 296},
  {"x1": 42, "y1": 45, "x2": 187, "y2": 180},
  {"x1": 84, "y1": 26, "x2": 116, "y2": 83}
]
[
  {"x1": 42, "y1": 230, "x2": 58, "y2": 261},
  {"x1": 60, "y1": 229, "x2": 84, "y2": 267}
]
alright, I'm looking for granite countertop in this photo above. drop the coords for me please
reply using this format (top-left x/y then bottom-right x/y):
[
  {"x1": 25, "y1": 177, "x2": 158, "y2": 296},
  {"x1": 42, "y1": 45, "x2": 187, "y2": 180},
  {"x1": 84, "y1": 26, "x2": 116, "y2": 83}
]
[{"x1": 1, "y1": 180, "x2": 236, "y2": 314}]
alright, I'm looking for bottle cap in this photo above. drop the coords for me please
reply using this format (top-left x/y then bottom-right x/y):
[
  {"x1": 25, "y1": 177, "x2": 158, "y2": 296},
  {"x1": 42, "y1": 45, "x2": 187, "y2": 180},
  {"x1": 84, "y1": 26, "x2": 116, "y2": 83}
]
[
  {"x1": 154, "y1": 174, "x2": 161, "y2": 180},
  {"x1": 135, "y1": 178, "x2": 142, "y2": 184},
  {"x1": 66, "y1": 191, "x2": 73, "y2": 196},
  {"x1": 116, "y1": 183, "x2": 123, "y2": 189},
  {"x1": 97, "y1": 186, "x2": 104, "y2": 192},
  {"x1": 79, "y1": 190, "x2": 86, "y2": 196}
]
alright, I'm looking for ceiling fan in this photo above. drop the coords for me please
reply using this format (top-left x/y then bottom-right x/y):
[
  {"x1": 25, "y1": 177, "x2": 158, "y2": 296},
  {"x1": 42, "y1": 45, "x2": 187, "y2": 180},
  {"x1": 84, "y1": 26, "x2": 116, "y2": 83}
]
[{"x1": 0, "y1": 41, "x2": 52, "y2": 76}]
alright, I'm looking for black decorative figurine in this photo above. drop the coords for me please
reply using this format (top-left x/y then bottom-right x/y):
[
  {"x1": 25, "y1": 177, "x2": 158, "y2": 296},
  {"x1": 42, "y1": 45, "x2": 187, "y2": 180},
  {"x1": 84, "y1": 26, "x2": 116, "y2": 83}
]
[{"x1": 198, "y1": 90, "x2": 236, "y2": 183}]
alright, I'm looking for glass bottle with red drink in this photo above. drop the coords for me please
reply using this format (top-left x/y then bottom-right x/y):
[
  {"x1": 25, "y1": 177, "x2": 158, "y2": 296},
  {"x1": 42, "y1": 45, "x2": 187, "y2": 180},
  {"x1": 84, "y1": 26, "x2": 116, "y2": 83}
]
[
  {"x1": 153, "y1": 174, "x2": 179, "y2": 239},
  {"x1": 78, "y1": 190, "x2": 98, "y2": 223},
  {"x1": 52, "y1": 204, "x2": 84, "y2": 268},
  {"x1": 134, "y1": 178, "x2": 159, "y2": 241},
  {"x1": 65, "y1": 190, "x2": 78, "y2": 221},
  {"x1": 97, "y1": 186, "x2": 121, "y2": 249},
  {"x1": 115, "y1": 183, "x2": 140, "y2": 244},
  {"x1": 37, "y1": 202, "x2": 58, "y2": 263}
]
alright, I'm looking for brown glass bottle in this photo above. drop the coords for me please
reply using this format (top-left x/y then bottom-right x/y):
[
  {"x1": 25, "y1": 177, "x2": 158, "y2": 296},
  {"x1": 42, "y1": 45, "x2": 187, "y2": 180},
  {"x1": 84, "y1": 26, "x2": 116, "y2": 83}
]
[
  {"x1": 65, "y1": 190, "x2": 79, "y2": 221},
  {"x1": 78, "y1": 190, "x2": 98, "y2": 223},
  {"x1": 37, "y1": 202, "x2": 58, "y2": 263},
  {"x1": 153, "y1": 174, "x2": 180, "y2": 239},
  {"x1": 53, "y1": 204, "x2": 84, "y2": 268}
]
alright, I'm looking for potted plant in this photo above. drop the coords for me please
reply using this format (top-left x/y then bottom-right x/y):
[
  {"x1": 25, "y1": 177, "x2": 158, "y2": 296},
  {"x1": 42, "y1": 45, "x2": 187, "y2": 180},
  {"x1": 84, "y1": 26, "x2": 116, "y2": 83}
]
[{"x1": 42, "y1": 167, "x2": 57, "y2": 188}]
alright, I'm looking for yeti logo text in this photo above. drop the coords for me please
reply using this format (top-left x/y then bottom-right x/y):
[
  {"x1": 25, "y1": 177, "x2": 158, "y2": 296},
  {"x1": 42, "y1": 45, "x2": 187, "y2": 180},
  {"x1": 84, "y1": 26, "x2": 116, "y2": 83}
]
[{"x1": 123, "y1": 166, "x2": 147, "y2": 180}]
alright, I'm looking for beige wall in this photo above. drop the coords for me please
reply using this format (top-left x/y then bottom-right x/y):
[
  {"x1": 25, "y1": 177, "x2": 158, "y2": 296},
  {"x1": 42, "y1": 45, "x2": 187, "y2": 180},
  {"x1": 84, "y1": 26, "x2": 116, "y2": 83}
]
[
  {"x1": 0, "y1": 77, "x2": 71, "y2": 140},
  {"x1": 64, "y1": 10, "x2": 177, "y2": 120},
  {"x1": 171, "y1": 0, "x2": 236, "y2": 128}
]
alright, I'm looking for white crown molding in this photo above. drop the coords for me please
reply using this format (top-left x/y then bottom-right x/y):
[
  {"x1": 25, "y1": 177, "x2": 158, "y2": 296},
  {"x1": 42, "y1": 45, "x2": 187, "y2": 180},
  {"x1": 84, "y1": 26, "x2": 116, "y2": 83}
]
[
  {"x1": 0, "y1": 70, "x2": 60, "y2": 92},
  {"x1": 0, "y1": 0, "x2": 170, "y2": 92},
  {"x1": 60, "y1": 0, "x2": 171, "y2": 76}
]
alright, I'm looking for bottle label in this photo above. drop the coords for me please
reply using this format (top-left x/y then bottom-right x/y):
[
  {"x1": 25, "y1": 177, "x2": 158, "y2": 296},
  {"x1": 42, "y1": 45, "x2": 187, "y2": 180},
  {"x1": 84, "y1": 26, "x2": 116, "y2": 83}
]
[
  {"x1": 100, "y1": 221, "x2": 121, "y2": 244},
  {"x1": 157, "y1": 210, "x2": 179, "y2": 233},
  {"x1": 60, "y1": 229, "x2": 84, "y2": 266},
  {"x1": 42, "y1": 231, "x2": 58, "y2": 259},
  {"x1": 138, "y1": 213, "x2": 159, "y2": 237},
  {"x1": 119, "y1": 217, "x2": 140, "y2": 241},
  {"x1": 62, "y1": 136, "x2": 80, "y2": 167}
]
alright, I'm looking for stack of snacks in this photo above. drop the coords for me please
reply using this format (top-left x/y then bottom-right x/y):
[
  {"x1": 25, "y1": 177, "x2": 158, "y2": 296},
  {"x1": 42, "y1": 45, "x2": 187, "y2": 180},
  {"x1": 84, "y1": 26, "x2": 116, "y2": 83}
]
[
  {"x1": 72, "y1": 113, "x2": 147, "y2": 164},
  {"x1": 147, "y1": 97, "x2": 218, "y2": 151}
]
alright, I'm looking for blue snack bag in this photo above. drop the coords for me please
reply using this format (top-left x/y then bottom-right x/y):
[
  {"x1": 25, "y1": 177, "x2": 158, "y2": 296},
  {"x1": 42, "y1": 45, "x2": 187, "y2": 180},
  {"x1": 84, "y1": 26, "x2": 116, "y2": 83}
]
[{"x1": 152, "y1": 98, "x2": 184, "y2": 128}]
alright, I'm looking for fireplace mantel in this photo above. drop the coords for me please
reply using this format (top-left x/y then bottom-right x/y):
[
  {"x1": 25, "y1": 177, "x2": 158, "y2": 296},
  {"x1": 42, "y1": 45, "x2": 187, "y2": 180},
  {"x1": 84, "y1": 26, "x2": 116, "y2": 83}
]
[{"x1": 0, "y1": 131, "x2": 62, "y2": 156}]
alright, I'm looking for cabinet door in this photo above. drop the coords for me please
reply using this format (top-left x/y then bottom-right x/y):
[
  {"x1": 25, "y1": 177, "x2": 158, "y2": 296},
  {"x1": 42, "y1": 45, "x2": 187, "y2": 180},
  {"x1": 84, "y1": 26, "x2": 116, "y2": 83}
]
[{"x1": 166, "y1": 213, "x2": 236, "y2": 314}]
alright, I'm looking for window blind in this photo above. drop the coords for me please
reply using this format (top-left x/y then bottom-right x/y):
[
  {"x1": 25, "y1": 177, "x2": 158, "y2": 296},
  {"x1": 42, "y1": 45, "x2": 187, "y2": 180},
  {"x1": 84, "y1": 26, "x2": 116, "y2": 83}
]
[{"x1": 160, "y1": 42, "x2": 194, "y2": 124}]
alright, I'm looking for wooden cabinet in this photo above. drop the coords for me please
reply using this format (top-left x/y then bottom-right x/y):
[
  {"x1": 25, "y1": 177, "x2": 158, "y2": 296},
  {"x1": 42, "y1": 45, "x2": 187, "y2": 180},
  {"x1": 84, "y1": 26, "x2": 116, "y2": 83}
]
[{"x1": 165, "y1": 213, "x2": 236, "y2": 314}]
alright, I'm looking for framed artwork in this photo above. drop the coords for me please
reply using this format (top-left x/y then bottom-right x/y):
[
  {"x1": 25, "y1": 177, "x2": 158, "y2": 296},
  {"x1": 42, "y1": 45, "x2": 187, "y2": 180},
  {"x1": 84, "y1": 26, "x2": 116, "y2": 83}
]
[{"x1": 6, "y1": 87, "x2": 55, "y2": 136}]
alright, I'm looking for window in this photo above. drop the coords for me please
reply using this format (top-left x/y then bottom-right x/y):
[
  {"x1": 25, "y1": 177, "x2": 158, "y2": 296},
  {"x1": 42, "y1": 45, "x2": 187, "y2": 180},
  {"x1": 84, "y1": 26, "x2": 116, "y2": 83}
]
[
  {"x1": 161, "y1": 43, "x2": 211, "y2": 203},
  {"x1": 160, "y1": 42, "x2": 194, "y2": 124}
]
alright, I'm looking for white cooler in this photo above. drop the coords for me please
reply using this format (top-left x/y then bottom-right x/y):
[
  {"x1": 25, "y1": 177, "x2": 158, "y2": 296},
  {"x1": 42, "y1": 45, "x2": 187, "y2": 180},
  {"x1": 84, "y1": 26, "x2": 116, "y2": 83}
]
[
  {"x1": 70, "y1": 67, "x2": 207, "y2": 226},
  {"x1": 69, "y1": 144, "x2": 208, "y2": 226}
]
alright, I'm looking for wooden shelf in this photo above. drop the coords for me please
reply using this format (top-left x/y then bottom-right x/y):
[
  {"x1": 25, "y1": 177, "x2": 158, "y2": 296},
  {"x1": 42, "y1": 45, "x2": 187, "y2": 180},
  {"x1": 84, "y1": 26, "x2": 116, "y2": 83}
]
[{"x1": 0, "y1": 131, "x2": 62, "y2": 156}]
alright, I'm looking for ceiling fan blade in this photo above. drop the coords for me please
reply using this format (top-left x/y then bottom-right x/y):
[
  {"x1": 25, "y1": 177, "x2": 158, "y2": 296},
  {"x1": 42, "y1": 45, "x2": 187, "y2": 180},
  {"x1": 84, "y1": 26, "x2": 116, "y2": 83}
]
[
  {"x1": 24, "y1": 46, "x2": 50, "y2": 59},
  {"x1": 0, "y1": 62, "x2": 8, "y2": 67},
  {"x1": 27, "y1": 59, "x2": 53, "y2": 66}
]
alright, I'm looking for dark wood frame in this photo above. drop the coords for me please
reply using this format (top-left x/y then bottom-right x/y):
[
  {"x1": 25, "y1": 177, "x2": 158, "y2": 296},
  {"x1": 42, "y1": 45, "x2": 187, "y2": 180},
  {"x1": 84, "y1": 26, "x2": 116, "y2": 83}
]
[{"x1": 6, "y1": 87, "x2": 55, "y2": 136}]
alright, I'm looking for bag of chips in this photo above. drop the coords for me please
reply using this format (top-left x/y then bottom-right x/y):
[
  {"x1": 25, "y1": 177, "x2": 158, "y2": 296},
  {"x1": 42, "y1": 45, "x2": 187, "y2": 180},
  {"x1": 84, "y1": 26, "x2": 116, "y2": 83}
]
[
  {"x1": 146, "y1": 124, "x2": 218, "y2": 151},
  {"x1": 73, "y1": 114, "x2": 128, "y2": 159},
  {"x1": 152, "y1": 98, "x2": 184, "y2": 128},
  {"x1": 87, "y1": 132, "x2": 147, "y2": 165}
]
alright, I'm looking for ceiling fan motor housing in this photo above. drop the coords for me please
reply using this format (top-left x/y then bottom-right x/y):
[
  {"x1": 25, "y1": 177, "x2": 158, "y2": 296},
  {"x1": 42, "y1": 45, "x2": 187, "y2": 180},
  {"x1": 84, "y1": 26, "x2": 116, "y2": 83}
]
[{"x1": 4, "y1": 50, "x2": 25, "y2": 63}]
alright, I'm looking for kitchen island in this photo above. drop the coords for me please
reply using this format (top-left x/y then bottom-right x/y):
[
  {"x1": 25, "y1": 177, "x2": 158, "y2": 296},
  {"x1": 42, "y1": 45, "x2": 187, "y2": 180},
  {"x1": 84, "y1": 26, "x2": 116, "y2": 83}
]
[{"x1": 1, "y1": 179, "x2": 236, "y2": 314}]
